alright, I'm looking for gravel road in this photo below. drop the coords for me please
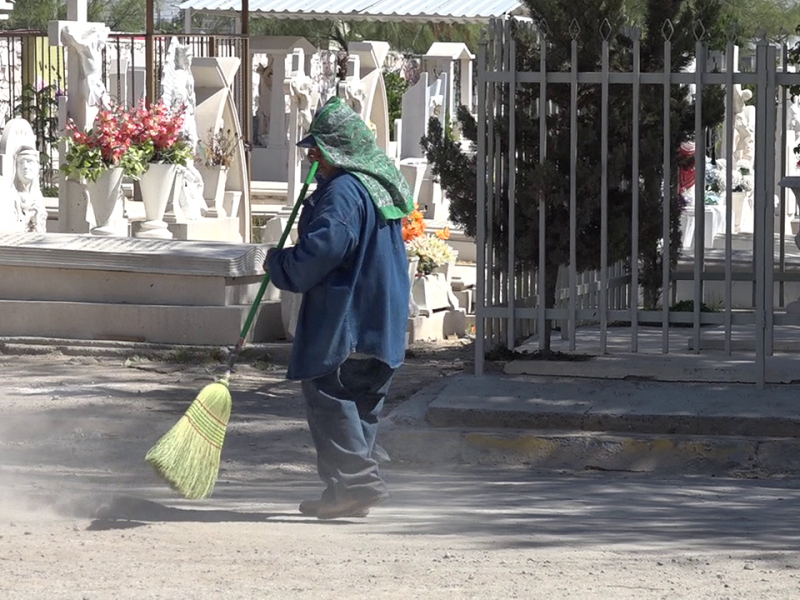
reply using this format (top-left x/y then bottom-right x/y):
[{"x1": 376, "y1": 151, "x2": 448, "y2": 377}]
[{"x1": 2, "y1": 351, "x2": 799, "y2": 599}]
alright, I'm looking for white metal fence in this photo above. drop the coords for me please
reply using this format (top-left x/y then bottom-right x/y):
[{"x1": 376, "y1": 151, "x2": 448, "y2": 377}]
[{"x1": 474, "y1": 17, "x2": 800, "y2": 388}]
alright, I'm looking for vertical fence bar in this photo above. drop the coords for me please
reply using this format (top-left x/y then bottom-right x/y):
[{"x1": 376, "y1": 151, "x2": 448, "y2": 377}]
[
  {"x1": 569, "y1": 31, "x2": 579, "y2": 351},
  {"x1": 631, "y1": 29, "x2": 641, "y2": 352},
  {"x1": 146, "y1": 1, "x2": 155, "y2": 104},
  {"x1": 494, "y1": 23, "x2": 505, "y2": 347},
  {"x1": 779, "y1": 41, "x2": 789, "y2": 308},
  {"x1": 599, "y1": 32, "x2": 610, "y2": 353},
  {"x1": 490, "y1": 21, "x2": 502, "y2": 348},
  {"x1": 661, "y1": 30, "x2": 672, "y2": 353},
  {"x1": 537, "y1": 24, "x2": 548, "y2": 351},
  {"x1": 130, "y1": 37, "x2": 137, "y2": 105},
  {"x1": 475, "y1": 32, "x2": 488, "y2": 376},
  {"x1": 507, "y1": 38, "x2": 517, "y2": 350},
  {"x1": 765, "y1": 45, "x2": 777, "y2": 358},
  {"x1": 500, "y1": 23, "x2": 510, "y2": 346},
  {"x1": 692, "y1": 38, "x2": 706, "y2": 354},
  {"x1": 724, "y1": 43, "x2": 734, "y2": 355},
  {"x1": 754, "y1": 41, "x2": 768, "y2": 389},
  {"x1": 485, "y1": 24, "x2": 496, "y2": 348}
]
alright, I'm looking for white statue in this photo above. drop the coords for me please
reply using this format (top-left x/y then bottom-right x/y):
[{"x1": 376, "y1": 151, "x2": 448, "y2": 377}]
[
  {"x1": 0, "y1": 146, "x2": 47, "y2": 233},
  {"x1": 732, "y1": 84, "x2": 754, "y2": 165},
  {"x1": 338, "y1": 79, "x2": 365, "y2": 118},
  {"x1": 789, "y1": 101, "x2": 800, "y2": 142},
  {"x1": 161, "y1": 37, "x2": 206, "y2": 220},
  {"x1": 255, "y1": 60, "x2": 273, "y2": 147},
  {"x1": 289, "y1": 76, "x2": 318, "y2": 132},
  {"x1": 162, "y1": 38, "x2": 199, "y2": 149},
  {"x1": 60, "y1": 24, "x2": 110, "y2": 109}
]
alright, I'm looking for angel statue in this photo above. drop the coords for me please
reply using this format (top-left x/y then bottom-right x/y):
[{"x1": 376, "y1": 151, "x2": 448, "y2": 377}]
[
  {"x1": 161, "y1": 37, "x2": 206, "y2": 220},
  {"x1": 732, "y1": 84, "x2": 754, "y2": 165}
]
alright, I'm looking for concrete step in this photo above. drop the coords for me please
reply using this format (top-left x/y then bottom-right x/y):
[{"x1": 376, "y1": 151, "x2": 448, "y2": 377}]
[
  {"x1": 379, "y1": 374, "x2": 800, "y2": 476},
  {"x1": 0, "y1": 299, "x2": 284, "y2": 345},
  {"x1": 0, "y1": 336, "x2": 294, "y2": 362},
  {"x1": 380, "y1": 424, "x2": 800, "y2": 476}
]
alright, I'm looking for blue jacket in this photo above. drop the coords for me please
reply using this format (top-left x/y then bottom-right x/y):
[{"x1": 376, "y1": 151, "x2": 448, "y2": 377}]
[{"x1": 266, "y1": 171, "x2": 410, "y2": 381}]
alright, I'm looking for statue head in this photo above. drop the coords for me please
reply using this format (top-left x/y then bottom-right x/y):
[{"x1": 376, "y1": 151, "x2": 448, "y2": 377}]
[
  {"x1": 13, "y1": 145, "x2": 40, "y2": 192},
  {"x1": 175, "y1": 44, "x2": 193, "y2": 69}
]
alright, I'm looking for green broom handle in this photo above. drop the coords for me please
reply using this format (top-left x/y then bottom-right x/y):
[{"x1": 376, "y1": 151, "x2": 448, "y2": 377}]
[{"x1": 225, "y1": 161, "x2": 319, "y2": 372}]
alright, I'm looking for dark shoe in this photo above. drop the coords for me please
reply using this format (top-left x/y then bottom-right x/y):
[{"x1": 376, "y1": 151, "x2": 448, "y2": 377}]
[
  {"x1": 315, "y1": 493, "x2": 388, "y2": 520},
  {"x1": 298, "y1": 498, "x2": 370, "y2": 518}
]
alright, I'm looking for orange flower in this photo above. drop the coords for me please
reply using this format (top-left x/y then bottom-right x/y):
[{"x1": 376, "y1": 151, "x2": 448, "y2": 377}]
[
  {"x1": 402, "y1": 204, "x2": 427, "y2": 242},
  {"x1": 435, "y1": 227, "x2": 450, "y2": 240}
]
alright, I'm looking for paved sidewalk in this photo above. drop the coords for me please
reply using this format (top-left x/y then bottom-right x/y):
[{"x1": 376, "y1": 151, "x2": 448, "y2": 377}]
[{"x1": 381, "y1": 373, "x2": 800, "y2": 476}]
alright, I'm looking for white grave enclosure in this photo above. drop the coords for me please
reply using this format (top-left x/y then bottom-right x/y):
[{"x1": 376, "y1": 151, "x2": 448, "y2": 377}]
[{"x1": 0, "y1": 233, "x2": 285, "y2": 344}]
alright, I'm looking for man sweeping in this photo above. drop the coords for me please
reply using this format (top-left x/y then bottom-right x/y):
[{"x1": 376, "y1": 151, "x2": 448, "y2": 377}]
[{"x1": 264, "y1": 97, "x2": 414, "y2": 520}]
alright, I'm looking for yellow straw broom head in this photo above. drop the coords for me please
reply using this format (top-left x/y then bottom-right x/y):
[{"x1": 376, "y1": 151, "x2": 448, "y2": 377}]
[{"x1": 145, "y1": 377, "x2": 232, "y2": 499}]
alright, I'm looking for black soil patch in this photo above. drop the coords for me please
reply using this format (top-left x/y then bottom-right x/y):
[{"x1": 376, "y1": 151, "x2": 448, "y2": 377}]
[{"x1": 485, "y1": 347, "x2": 594, "y2": 362}]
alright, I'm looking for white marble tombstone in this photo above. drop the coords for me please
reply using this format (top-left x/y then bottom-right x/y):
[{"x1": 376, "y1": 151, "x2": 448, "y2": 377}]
[
  {"x1": 422, "y1": 42, "x2": 475, "y2": 128},
  {"x1": 347, "y1": 41, "x2": 392, "y2": 152},
  {"x1": 249, "y1": 36, "x2": 316, "y2": 183},
  {"x1": 399, "y1": 72, "x2": 448, "y2": 161},
  {"x1": 398, "y1": 72, "x2": 449, "y2": 222}
]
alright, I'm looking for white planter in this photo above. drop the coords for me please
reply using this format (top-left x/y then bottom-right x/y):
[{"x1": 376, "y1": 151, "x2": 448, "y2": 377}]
[
  {"x1": 85, "y1": 167, "x2": 125, "y2": 236},
  {"x1": 198, "y1": 164, "x2": 229, "y2": 217},
  {"x1": 136, "y1": 163, "x2": 177, "y2": 239},
  {"x1": 730, "y1": 191, "x2": 745, "y2": 234}
]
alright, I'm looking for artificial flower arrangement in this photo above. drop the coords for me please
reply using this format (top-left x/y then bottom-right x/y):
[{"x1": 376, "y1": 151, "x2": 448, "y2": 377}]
[
  {"x1": 402, "y1": 204, "x2": 455, "y2": 276},
  {"x1": 198, "y1": 126, "x2": 239, "y2": 168},
  {"x1": 60, "y1": 100, "x2": 193, "y2": 184},
  {"x1": 61, "y1": 102, "x2": 148, "y2": 183},
  {"x1": 126, "y1": 100, "x2": 194, "y2": 167},
  {"x1": 704, "y1": 157, "x2": 753, "y2": 205}
]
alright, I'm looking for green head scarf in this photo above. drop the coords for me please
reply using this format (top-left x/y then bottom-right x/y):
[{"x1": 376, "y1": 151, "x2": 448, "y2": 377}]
[{"x1": 300, "y1": 96, "x2": 414, "y2": 221}]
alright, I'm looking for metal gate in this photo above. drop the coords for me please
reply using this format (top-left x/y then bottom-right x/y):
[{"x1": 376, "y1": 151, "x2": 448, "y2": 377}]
[{"x1": 474, "y1": 18, "x2": 800, "y2": 388}]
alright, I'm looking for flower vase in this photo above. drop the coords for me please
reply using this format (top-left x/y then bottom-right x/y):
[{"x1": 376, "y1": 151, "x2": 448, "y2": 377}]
[
  {"x1": 198, "y1": 165, "x2": 229, "y2": 218},
  {"x1": 85, "y1": 167, "x2": 126, "y2": 236},
  {"x1": 730, "y1": 191, "x2": 746, "y2": 234},
  {"x1": 136, "y1": 163, "x2": 177, "y2": 239}
]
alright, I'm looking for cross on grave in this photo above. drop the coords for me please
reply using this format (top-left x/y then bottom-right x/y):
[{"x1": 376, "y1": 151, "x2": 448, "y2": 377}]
[{"x1": 48, "y1": 0, "x2": 113, "y2": 234}]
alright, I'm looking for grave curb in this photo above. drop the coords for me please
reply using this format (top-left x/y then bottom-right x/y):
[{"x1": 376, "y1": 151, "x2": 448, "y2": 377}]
[{"x1": 0, "y1": 336, "x2": 294, "y2": 364}]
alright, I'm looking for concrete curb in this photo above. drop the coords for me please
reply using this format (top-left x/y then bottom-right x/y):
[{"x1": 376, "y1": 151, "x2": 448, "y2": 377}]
[
  {"x1": 0, "y1": 336, "x2": 293, "y2": 364},
  {"x1": 504, "y1": 354, "x2": 800, "y2": 384},
  {"x1": 379, "y1": 375, "x2": 800, "y2": 476},
  {"x1": 380, "y1": 423, "x2": 800, "y2": 476},
  {"x1": 426, "y1": 404, "x2": 800, "y2": 438}
]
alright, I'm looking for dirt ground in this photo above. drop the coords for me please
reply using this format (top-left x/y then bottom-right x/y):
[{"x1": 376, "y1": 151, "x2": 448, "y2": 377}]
[{"x1": 2, "y1": 342, "x2": 800, "y2": 599}]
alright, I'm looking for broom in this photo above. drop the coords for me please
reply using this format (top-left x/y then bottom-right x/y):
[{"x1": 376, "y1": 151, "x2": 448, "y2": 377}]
[{"x1": 145, "y1": 161, "x2": 320, "y2": 499}]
